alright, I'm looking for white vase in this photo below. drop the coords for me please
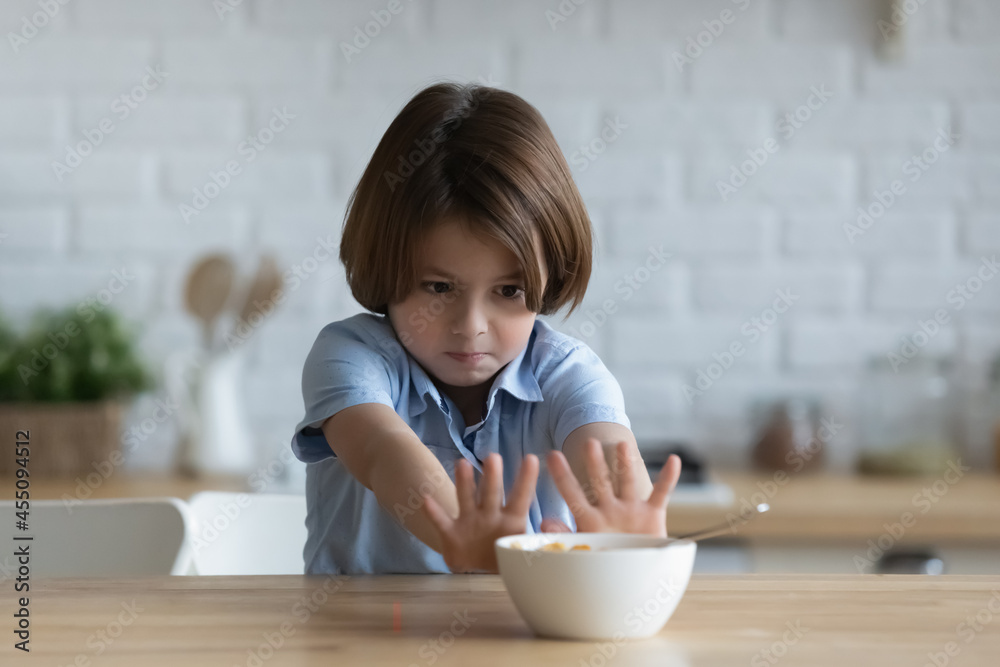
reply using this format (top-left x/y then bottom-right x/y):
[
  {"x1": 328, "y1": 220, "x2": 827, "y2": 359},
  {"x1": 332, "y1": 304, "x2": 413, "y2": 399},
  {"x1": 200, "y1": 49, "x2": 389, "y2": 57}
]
[
  {"x1": 167, "y1": 347, "x2": 257, "y2": 477},
  {"x1": 192, "y1": 347, "x2": 257, "y2": 475}
]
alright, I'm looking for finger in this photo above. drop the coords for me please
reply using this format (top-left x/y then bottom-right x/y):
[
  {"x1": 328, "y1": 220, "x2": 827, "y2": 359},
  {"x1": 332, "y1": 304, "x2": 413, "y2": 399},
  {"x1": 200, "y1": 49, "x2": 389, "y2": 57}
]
[
  {"x1": 648, "y1": 454, "x2": 682, "y2": 508},
  {"x1": 479, "y1": 453, "x2": 503, "y2": 514},
  {"x1": 420, "y1": 493, "x2": 453, "y2": 538},
  {"x1": 583, "y1": 438, "x2": 614, "y2": 505},
  {"x1": 505, "y1": 454, "x2": 539, "y2": 517},
  {"x1": 547, "y1": 450, "x2": 597, "y2": 523},
  {"x1": 454, "y1": 458, "x2": 477, "y2": 516},
  {"x1": 614, "y1": 441, "x2": 638, "y2": 503},
  {"x1": 540, "y1": 517, "x2": 572, "y2": 533}
]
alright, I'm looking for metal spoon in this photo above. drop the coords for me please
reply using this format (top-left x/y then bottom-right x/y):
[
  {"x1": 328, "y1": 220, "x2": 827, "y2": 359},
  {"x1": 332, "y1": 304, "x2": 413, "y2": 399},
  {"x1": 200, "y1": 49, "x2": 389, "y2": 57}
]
[{"x1": 672, "y1": 502, "x2": 770, "y2": 542}]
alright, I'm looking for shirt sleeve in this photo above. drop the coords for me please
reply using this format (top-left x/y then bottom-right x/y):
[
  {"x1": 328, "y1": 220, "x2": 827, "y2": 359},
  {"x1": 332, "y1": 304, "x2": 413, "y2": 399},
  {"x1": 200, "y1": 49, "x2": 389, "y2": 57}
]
[
  {"x1": 290, "y1": 320, "x2": 397, "y2": 464},
  {"x1": 541, "y1": 341, "x2": 631, "y2": 451}
]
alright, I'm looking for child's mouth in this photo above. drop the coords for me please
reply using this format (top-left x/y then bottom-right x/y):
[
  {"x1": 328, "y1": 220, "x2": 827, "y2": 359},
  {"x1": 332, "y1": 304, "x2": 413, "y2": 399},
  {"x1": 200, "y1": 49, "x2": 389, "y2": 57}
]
[{"x1": 447, "y1": 352, "x2": 488, "y2": 365}]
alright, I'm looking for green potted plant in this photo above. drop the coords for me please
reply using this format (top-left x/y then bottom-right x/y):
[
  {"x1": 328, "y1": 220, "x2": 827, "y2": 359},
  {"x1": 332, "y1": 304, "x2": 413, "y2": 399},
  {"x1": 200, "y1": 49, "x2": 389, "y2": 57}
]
[{"x1": 0, "y1": 305, "x2": 154, "y2": 477}]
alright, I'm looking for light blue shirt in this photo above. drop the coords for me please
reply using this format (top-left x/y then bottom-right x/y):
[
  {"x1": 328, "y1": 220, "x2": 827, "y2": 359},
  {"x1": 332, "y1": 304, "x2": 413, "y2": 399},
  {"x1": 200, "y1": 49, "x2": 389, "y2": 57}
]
[{"x1": 291, "y1": 312, "x2": 630, "y2": 575}]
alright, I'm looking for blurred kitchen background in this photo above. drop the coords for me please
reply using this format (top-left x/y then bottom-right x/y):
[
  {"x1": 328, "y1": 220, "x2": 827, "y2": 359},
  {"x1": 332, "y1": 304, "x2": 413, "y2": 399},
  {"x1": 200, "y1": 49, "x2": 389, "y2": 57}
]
[{"x1": 1, "y1": 0, "x2": 999, "y2": 568}]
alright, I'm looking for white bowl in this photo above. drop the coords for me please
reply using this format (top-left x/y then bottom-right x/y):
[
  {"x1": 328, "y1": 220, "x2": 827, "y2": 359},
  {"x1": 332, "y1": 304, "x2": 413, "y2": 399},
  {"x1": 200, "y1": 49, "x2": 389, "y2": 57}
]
[{"x1": 495, "y1": 532, "x2": 696, "y2": 641}]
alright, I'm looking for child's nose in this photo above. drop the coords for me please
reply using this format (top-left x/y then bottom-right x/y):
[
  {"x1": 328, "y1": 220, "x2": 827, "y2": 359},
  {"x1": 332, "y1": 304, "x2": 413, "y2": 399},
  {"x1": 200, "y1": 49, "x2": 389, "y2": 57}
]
[{"x1": 449, "y1": 298, "x2": 489, "y2": 337}]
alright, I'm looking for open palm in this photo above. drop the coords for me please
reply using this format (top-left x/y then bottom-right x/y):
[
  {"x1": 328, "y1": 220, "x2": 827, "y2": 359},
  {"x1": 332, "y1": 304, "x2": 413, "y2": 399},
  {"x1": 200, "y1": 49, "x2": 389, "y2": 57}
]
[
  {"x1": 421, "y1": 452, "x2": 539, "y2": 574},
  {"x1": 543, "y1": 439, "x2": 681, "y2": 537}
]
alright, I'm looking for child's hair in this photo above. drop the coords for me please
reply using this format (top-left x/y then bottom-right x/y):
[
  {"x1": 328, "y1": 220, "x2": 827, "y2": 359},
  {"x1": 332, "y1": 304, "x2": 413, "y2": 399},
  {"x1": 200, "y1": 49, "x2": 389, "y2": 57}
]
[{"x1": 339, "y1": 81, "x2": 592, "y2": 320}]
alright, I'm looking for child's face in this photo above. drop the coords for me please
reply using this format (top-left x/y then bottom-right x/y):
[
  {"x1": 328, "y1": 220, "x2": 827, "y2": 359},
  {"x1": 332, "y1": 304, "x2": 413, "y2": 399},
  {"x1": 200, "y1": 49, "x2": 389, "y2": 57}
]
[{"x1": 388, "y1": 217, "x2": 547, "y2": 393}]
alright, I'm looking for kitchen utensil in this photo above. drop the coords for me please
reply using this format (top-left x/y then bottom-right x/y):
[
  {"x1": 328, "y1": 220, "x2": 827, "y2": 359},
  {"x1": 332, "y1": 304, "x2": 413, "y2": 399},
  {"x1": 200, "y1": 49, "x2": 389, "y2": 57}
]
[
  {"x1": 183, "y1": 254, "x2": 235, "y2": 351},
  {"x1": 237, "y1": 254, "x2": 283, "y2": 326},
  {"x1": 673, "y1": 501, "x2": 770, "y2": 542}
]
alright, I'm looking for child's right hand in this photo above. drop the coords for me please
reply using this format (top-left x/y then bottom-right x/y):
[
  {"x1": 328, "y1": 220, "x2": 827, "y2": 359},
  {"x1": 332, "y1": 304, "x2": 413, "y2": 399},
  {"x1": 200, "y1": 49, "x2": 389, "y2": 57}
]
[{"x1": 420, "y1": 452, "x2": 539, "y2": 574}]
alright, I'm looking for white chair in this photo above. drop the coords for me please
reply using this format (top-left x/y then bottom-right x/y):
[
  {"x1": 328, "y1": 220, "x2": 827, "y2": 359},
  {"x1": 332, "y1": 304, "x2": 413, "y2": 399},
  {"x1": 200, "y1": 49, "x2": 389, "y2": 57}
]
[
  {"x1": 186, "y1": 491, "x2": 307, "y2": 575},
  {"x1": 0, "y1": 497, "x2": 194, "y2": 578}
]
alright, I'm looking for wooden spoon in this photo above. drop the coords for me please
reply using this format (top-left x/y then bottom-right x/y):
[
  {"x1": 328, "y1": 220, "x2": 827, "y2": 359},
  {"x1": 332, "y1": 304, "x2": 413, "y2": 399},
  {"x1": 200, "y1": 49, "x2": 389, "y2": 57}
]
[
  {"x1": 237, "y1": 254, "x2": 284, "y2": 327},
  {"x1": 183, "y1": 253, "x2": 235, "y2": 351}
]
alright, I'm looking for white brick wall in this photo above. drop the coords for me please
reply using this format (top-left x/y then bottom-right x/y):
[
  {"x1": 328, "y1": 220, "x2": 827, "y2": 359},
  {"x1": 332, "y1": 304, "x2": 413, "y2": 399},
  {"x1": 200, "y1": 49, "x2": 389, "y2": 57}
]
[{"x1": 2, "y1": 0, "x2": 998, "y2": 473}]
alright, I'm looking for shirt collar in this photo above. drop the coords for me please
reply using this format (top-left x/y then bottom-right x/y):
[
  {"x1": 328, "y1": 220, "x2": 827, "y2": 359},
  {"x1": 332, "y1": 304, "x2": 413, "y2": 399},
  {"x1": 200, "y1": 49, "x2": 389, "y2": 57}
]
[{"x1": 405, "y1": 322, "x2": 544, "y2": 418}]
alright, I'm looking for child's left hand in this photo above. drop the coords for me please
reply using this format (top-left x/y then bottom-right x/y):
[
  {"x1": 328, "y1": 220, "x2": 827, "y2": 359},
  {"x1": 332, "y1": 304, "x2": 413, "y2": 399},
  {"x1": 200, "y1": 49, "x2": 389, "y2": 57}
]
[
  {"x1": 420, "y1": 452, "x2": 539, "y2": 574},
  {"x1": 542, "y1": 439, "x2": 681, "y2": 538}
]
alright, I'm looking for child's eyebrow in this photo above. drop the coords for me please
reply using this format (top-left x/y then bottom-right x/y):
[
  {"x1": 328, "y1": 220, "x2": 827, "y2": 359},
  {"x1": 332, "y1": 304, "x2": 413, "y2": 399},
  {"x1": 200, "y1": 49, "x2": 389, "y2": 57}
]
[{"x1": 423, "y1": 267, "x2": 524, "y2": 281}]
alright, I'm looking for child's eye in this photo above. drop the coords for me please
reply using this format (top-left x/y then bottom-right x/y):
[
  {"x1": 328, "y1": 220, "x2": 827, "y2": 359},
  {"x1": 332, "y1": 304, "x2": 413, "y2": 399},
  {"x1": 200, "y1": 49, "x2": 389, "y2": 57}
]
[
  {"x1": 422, "y1": 281, "x2": 451, "y2": 294},
  {"x1": 499, "y1": 285, "x2": 525, "y2": 299},
  {"x1": 421, "y1": 281, "x2": 523, "y2": 299}
]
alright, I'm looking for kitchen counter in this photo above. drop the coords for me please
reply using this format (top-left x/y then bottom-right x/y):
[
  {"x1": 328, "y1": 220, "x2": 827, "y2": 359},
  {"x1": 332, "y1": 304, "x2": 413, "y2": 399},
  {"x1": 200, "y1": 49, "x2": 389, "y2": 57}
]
[
  {"x1": 4, "y1": 573, "x2": 998, "y2": 665},
  {"x1": 0, "y1": 472, "x2": 250, "y2": 502},
  {"x1": 672, "y1": 468, "x2": 1000, "y2": 544}
]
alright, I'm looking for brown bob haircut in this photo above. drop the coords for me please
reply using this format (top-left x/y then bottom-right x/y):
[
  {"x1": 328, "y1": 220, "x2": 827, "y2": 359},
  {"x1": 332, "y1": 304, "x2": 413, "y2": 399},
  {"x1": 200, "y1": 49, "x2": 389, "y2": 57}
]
[{"x1": 339, "y1": 81, "x2": 593, "y2": 320}]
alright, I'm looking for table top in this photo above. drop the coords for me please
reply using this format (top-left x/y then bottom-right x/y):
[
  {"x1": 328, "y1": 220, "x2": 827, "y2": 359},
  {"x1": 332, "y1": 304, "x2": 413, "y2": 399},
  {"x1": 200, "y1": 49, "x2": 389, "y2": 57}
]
[{"x1": 4, "y1": 574, "x2": 999, "y2": 665}]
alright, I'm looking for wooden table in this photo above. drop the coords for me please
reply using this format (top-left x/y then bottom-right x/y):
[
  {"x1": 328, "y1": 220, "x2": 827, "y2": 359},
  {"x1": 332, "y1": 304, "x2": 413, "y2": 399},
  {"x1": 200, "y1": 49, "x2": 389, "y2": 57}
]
[{"x1": 4, "y1": 574, "x2": 999, "y2": 665}]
